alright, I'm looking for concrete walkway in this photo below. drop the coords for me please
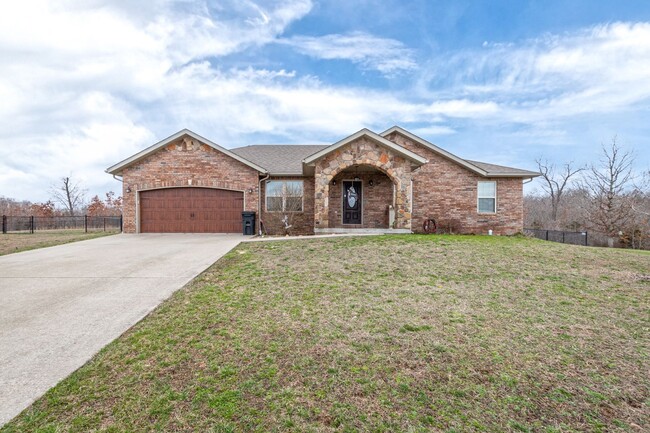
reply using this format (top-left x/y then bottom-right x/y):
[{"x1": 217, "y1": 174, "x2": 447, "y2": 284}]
[
  {"x1": 0, "y1": 233, "x2": 242, "y2": 426},
  {"x1": 243, "y1": 232, "x2": 379, "y2": 242}
]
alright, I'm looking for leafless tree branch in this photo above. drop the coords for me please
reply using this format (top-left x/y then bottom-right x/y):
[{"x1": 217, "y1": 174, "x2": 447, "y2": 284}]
[{"x1": 50, "y1": 176, "x2": 86, "y2": 216}]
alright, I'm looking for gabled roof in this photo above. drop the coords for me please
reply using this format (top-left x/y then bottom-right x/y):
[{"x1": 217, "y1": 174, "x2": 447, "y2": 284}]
[
  {"x1": 105, "y1": 129, "x2": 267, "y2": 175},
  {"x1": 380, "y1": 126, "x2": 539, "y2": 178},
  {"x1": 465, "y1": 160, "x2": 540, "y2": 178},
  {"x1": 302, "y1": 128, "x2": 428, "y2": 166},
  {"x1": 231, "y1": 144, "x2": 329, "y2": 176},
  {"x1": 380, "y1": 126, "x2": 488, "y2": 175},
  {"x1": 107, "y1": 126, "x2": 539, "y2": 179}
]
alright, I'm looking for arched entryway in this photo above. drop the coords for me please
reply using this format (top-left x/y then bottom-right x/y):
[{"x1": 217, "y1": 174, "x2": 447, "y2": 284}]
[
  {"x1": 312, "y1": 136, "x2": 415, "y2": 232},
  {"x1": 328, "y1": 166, "x2": 395, "y2": 229}
]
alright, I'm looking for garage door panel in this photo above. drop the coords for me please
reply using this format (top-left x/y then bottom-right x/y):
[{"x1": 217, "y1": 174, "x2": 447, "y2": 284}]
[{"x1": 140, "y1": 188, "x2": 244, "y2": 233}]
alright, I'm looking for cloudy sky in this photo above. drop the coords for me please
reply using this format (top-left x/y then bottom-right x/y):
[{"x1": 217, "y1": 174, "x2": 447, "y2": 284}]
[{"x1": 2, "y1": 0, "x2": 650, "y2": 203}]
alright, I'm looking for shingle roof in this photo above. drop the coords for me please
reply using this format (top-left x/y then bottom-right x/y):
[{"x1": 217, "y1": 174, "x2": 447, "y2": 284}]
[
  {"x1": 465, "y1": 160, "x2": 540, "y2": 177},
  {"x1": 230, "y1": 144, "x2": 538, "y2": 178},
  {"x1": 230, "y1": 144, "x2": 329, "y2": 175}
]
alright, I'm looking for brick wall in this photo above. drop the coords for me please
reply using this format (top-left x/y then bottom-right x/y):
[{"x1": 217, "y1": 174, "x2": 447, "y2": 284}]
[
  {"x1": 118, "y1": 132, "x2": 525, "y2": 235},
  {"x1": 328, "y1": 171, "x2": 392, "y2": 228},
  {"x1": 384, "y1": 132, "x2": 524, "y2": 235},
  {"x1": 260, "y1": 176, "x2": 315, "y2": 236},
  {"x1": 120, "y1": 136, "x2": 260, "y2": 233}
]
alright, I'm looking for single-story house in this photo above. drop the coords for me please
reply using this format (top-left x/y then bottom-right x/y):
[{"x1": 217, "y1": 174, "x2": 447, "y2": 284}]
[{"x1": 106, "y1": 126, "x2": 539, "y2": 235}]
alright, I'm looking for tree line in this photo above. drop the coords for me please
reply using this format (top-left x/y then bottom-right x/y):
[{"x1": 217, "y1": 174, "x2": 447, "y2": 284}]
[
  {"x1": 525, "y1": 137, "x2": 650, "y2": 249},
  {"x1": 1, "y1": 176, "x2": 122, "y2": 217}
]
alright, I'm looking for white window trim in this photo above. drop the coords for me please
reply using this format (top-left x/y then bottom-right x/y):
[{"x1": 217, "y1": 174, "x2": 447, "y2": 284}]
[
  {"x1": 265, "y1": 180, "x2": 304, "y2": 213},
  {"x1": 477, "y1": 181, "x2": 497, "y2": 214}
]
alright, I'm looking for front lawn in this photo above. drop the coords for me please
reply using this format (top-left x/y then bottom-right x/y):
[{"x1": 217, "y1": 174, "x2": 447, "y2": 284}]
[{"x1": 3, "y1": 235, "x2": 648, "y2": 432}]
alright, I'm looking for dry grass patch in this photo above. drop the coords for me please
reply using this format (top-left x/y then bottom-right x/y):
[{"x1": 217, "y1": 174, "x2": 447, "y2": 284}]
[
  {"x1": 3, "y1": 235, "x2": 648, "y2": 432},
  {"x1": 0, "y1": 230, "x2": 118, "y2": 256}
]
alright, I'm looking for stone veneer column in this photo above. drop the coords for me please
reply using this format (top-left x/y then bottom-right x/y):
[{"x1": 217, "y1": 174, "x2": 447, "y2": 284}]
[
  {"x1": 314, "y1": 165, "x2": 330, "y2": 228},
  {"x1": 394, "y1": 178, "x2": 412, "y2": 230}
]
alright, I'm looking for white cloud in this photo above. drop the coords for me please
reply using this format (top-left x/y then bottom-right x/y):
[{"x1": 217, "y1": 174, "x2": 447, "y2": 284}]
[
  {"x1": 419, "y1": 22, "x2": 650, "y2": 122},
  {"x1": 0, "y1": 0, "x2": 316, "y2": 202},
  {"x1": 410, "y1": 125, "x2": 457, "y2": 136},
  {"x1": 280, "y1": 31, "x2": 417, "y2": 74},
  {"x1": 0, "y1": 0, "x2": 493, "y2": 202}
]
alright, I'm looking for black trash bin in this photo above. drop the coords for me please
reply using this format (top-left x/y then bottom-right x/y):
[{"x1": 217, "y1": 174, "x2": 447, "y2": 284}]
[{"x1": 242, "y1": 211, "x2": 256, "y2": 236}]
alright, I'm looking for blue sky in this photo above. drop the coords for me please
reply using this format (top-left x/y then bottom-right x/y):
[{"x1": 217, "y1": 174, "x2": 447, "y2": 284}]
[{"x1": 1, "y1": 0, "x2": 650, "y2": 202}]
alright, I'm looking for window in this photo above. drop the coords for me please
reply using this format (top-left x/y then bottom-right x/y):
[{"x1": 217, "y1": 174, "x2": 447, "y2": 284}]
[
  {"x1": 477, "y1": 181, "x2": 496, "y2": 213},
  {"x1": 266, "y1": 180, "x2": 303, "y2": 212}
]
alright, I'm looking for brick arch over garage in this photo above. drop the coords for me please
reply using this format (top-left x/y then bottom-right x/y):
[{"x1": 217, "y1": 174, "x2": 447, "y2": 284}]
[{"x1": 313, "y1": 136, "x2": 414, "y2": 230}]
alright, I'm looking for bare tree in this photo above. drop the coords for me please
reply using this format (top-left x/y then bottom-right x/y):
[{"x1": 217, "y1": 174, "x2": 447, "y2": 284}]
[
  {"x1": 623, "y1": 170, "x2": 650, "y2": 249},
  {"x1": 50, "y1": 176, "x2": 86, "y2": 216},
  {"x1": 535, "y1": 158, "x2": 584, "y2": 225},
  {"x1": 581, "y1": 137, "x2": 635, "y2": 247}
]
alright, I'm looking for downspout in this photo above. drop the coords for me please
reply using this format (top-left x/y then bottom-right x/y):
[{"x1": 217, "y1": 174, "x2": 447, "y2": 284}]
[
  {"x1": 410, "y1": 179, "x2": 414, "y2": 231},
  {"x1": 258, "y1": 172, "x2": 270, "y2": 235},
  {"x1": 111, "y1": 174, "x2": 125, "y2": 232},
  {"x1": 409, "y1": 164, "x2": 424, "y2": 233},
  {"x1": 523, "y1": 177, "x2": 534, "y2": 184}
]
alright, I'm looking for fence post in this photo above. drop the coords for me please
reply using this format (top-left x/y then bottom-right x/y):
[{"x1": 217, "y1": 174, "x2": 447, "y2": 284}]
[
  {"x1": 84, "y1": 215, "x2": 88, "y2": 233},
  {"x1": 30, "y1": 216, "x2": 34, "y2": 234},
  {"x1": 120, "y1": 215, "x2": 123, "y2": 232},
  {"x1": 545, "y1": 230, "x2": 549, "y2": 241},
  {"x1": 585, "y1": 232, "x2": 588, "y2": 246},
  {"x1": 2, "y1": 215, "x2": 6, "y2": 234},
  {"x1": 103, "y1": 217, "x2": 106, "y2": 232},
  {"x1": 562, "y1": 232, "x2": 565, "y2": 243}
]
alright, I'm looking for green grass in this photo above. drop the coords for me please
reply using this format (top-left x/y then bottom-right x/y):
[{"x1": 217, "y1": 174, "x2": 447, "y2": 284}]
[
  {"x1": 0, "y1": 230, "x2": 118, "y2": 256},
  {"x1": 3, "y1": 235, "x2": 649, "y2": 432}
]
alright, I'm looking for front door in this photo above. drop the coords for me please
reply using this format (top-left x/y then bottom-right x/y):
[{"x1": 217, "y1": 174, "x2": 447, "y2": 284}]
[{"x1": 342, "y1": 181, "x2": 362, "y2": 224}]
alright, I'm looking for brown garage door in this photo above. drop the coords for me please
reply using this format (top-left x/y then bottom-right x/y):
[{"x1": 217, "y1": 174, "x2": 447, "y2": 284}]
[{"x1": 140, "y1": 188, "x2": 244, "y2": 233}]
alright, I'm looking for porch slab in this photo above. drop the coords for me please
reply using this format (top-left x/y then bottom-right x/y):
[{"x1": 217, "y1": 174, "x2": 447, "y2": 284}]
[{"x1": 314, "y1": 228, "x2": 411, "y2": 235}]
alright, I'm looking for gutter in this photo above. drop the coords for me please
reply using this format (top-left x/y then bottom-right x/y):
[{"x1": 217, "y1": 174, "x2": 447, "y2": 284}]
[{"x1": 258, "y1": 173, "x2": 271, "y2": 235}]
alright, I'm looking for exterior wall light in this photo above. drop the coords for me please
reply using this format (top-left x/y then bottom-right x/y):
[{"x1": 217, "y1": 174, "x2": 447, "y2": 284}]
[
  {"x1": 369, "y1": 179, "x2": 374, "y2": 186},
  {"x1": 125, "y1": 186, "x2": 132, "y2": 193}
]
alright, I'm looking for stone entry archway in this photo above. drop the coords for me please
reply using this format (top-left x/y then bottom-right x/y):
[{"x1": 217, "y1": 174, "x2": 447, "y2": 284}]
[
  {"x1": 312, "y1": 136, "x2": 414, "y2": 231},
  {"x1": 328, "y1": 167, "x2": 393, "y2": 228}
]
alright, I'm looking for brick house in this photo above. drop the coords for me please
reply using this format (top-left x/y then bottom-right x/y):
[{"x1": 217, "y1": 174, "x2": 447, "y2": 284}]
[{"x1": 106, "y1": 126, "x2": 539, "y2": 235}]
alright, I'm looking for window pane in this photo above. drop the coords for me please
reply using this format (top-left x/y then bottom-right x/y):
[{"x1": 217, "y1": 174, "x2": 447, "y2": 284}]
[
  {"x1": 266, "y1": 181, "x2": 283, "y2": 197},
  {"x1": 285, "y1": 196, "x2": 303, "y2": 212},
  {"x1": 285, "y1": 181, "x2": 303, "y2": 196},
  {"x1": 267, "y1": 196, "x2": 282, "y2": 211},
  {"x1": 478, "y1": 198, "x2": 495, "y2": 213},
  {"x1": 478, "y1": 181, "x2": 495, "y2": 197}
]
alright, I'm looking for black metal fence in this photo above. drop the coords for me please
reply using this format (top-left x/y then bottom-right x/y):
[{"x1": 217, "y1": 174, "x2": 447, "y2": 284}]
[
  {"x1": 524, "y1": 228, "x2": 588, "y2": 246},
  {"x1": 2, "y1": 215, "x2": 122, "y2": 234}
]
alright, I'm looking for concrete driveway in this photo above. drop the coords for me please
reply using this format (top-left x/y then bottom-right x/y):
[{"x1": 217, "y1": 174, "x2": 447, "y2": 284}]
[{"x1": 0, "y1": 233, "x2": 242, "y2": 426}]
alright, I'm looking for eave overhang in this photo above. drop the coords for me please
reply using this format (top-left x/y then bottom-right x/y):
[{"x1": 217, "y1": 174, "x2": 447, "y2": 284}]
[
  {"x1": 105, "y1": 129, "x2": 268, "y2": 175},
  {"x1": 302, "y1": 128, "x2": 428, "y2": 168}
]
